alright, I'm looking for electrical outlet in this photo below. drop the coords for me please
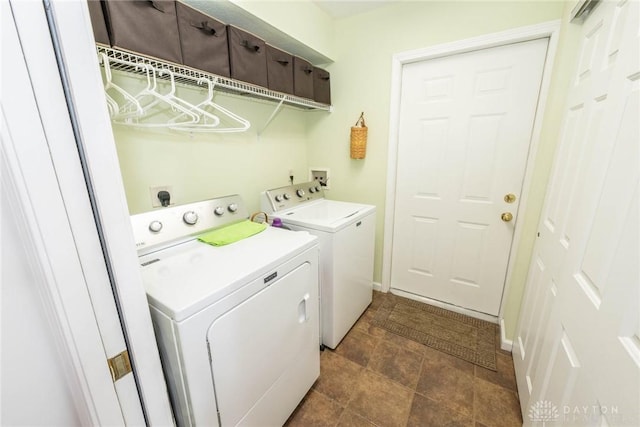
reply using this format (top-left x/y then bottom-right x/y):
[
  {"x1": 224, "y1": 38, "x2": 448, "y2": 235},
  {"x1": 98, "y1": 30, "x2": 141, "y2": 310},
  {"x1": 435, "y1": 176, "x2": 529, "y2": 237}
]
[
  {"x1": 309, "y1": 168, "x2": 330, "y2": 190},
  {"x1": 150, "y1": 185, "x2": 173, "y2": 208}
]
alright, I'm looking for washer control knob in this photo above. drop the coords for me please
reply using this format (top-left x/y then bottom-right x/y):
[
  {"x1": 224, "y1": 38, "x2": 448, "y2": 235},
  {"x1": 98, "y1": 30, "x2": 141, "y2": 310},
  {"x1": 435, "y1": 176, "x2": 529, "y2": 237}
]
[
  {"x1": 275, "y1": 195, "x2": 283, "y2": 202},
  {"x1": 214, "y1": 206, "x2": 225, "y2": 216},
  {"x1": 296, "y1": 189, "x2": 305, "y2": 198},
  {"x1": 315, "y1": 186, "x2": 321, "y2": 192},
  {"x1": 148, "y1": 220, "x2": 163, "y2": 233},
  {"x1": 283, "y1": 193, "x2": 291, "y2": 200},
  {"x1": 228, "y1": 203, "x2": 238, "y2": 213},
  {"x1": 183, "y1": 211, "x2": 198, "y2": 225},
  {"x1": 309, "y1": 187, "x2": 316, "y2": 193}
]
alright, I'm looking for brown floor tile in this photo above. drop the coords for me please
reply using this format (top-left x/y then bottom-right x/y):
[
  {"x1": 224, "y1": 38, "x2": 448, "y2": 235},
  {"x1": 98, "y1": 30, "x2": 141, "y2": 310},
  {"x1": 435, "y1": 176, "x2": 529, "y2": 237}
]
[
  {"x1": 353, "y1": 308, "x2": 388, "y2": 339},
  {"x1": 416, "y1": 353, "x2": 475, "y2": 418},
  {"x1": 289, "y1": 291, "x2": 524, "y2": 427},
  {"x1": 334, "y1": 329, "x2": 379, "y2": 367},
  {"x1": 368, "y1": 340, "x2": 423, "y2": 389},
  {"x1": 383, "y1": 330, "x2": 429, "y2": 357},
  {"x1": 336, "y1": 409, "x2": 378, "y2": 427},
  {"x1": 474, "y1": 377, "x2": 522, "y2": 427},
  {"x1": 369, "y1": 290, "x2": 388, "y2": 310},
  {"x1": 475, "y1": 352, "x2": 518, "y2": 392},
  {"x1": 347, "y1": 370, "x2": 414, "y2": 427},
  {"x1": 422, "y1": 346, "x2": 475, "y2": 375},
  {"x1": 408, "y1": 393, "x2": 473, "y2": 427},
  {"x1": 285, "y1": 389, "x2": 343, "y2": 427},
  {"x1": 313, "y1": 350, "x2": 363, "y2": 406}
]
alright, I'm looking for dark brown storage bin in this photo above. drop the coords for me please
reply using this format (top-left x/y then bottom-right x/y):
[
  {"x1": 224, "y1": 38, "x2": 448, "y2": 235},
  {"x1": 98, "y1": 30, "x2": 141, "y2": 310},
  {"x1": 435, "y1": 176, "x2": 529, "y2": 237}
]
[
  {"x1": 313, "y1": 67, "x2": 331, "y2": 104},
  {"x1": 102, "y1": 0, "x2": 182, "y2": 64},
  {"x1": 227, "y1": 26, "x2": 267, "y2": 87},
  {"x1": 87, "y1": 0, "x2": 110, "y2": 46},
  {"x1": 266, "y1": 45, "x2": 294, "y2": 94},
  {"x1": 293, "y1": 57, "x2": 314, "y2": 99},
  {"x1": 176, "y1": 2, "x2": 229, "y2": 77}
]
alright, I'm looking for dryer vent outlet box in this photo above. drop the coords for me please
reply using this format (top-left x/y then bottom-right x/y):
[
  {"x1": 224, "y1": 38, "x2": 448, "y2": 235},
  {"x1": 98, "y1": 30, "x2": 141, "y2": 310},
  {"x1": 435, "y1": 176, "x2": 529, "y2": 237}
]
[{"x1": 309, "y1": 168, "x2": 330, "y2": 190}]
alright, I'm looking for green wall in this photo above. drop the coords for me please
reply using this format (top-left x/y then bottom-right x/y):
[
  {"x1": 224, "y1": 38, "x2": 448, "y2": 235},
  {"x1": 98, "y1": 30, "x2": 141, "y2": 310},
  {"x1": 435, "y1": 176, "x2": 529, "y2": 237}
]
[
  {"x1": 112, "y1": 73, "x2": 314, "y2": 215},
  {"x1": 112, "y1": 1, "x2": 584, "y2": 340}
]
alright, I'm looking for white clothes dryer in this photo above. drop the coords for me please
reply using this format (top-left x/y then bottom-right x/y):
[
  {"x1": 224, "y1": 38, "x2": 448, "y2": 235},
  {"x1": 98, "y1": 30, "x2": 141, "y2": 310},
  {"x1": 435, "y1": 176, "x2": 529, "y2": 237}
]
[
  {"x1": 131, "y1": 195, "x2": 319, "y2": 426},
  {"x1": 261, "y1": 182, "x2": 375, "y2": 349}
]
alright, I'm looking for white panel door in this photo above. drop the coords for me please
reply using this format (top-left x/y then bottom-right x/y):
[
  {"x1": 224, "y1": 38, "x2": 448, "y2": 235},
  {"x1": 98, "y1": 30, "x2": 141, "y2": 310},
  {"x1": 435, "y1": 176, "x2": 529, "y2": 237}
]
[
  {"x1": 391, "y1": 39, "x2": 548, "y2": 316},
  {"x1": 514, "y1": 1, "x2": 639, "y2": 425}
]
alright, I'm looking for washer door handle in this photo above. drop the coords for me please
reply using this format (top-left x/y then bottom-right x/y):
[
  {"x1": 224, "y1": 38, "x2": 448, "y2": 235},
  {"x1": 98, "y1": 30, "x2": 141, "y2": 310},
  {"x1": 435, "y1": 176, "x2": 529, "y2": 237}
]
[{"x1": 298, "y1": 294, "x2": 310, "y2": 323}]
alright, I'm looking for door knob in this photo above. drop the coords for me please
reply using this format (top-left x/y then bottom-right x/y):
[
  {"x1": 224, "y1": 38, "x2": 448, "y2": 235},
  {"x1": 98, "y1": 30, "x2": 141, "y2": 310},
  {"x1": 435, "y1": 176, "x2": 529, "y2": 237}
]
[
  {"x1": 501, "y1": 212, "x2": 513, "y2": 222},
  {"x1": 504, "y1": 193, "x2": 517, "y2": 203}
]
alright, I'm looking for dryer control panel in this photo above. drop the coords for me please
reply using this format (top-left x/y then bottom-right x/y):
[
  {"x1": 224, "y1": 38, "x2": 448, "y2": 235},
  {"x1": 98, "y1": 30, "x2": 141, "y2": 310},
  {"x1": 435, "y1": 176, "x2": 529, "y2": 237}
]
[
  {"x1": 262, "y1": 181, "x2": 325, "y2": 213},
  {"x1": 131, "y1": 194, "x2": 248, "y2": 255}
]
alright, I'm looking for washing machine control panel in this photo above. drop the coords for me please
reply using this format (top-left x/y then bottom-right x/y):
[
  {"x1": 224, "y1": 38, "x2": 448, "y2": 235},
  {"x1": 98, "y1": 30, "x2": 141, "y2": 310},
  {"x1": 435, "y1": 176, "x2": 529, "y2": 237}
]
[
  {"x1": 130, "y1": 194, "x2": 248, "y2": 254},
  {"x1": 262, "y1": 181, "x2": 325, "y2": 213}
]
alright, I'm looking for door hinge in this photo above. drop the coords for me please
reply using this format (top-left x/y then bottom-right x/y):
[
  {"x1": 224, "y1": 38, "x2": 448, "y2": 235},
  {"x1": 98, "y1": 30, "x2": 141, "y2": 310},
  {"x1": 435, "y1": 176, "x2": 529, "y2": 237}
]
[{"x1": 107, "y1": 350, "x2": 132, "y2": 382}]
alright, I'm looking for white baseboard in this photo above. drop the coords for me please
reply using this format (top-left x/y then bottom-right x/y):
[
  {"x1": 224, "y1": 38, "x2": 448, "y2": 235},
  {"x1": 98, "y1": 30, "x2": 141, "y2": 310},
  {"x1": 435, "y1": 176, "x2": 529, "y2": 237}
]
[
  {"x1": 372, "y1": 282, "x2": 382, "y2": 292},
  {"x1": 500, "y1": 318, "x2": 513, "y2": 352}
]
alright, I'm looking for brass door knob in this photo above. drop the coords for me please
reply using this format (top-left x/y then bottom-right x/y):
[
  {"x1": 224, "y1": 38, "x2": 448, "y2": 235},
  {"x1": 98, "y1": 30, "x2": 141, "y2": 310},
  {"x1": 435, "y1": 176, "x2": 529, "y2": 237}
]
[
  {"x1": 504, "y1": 193, "x2": 516, "y2": 203},
  {"x1": 501, "y1": 212, "x2": 513, "y2": 222}
]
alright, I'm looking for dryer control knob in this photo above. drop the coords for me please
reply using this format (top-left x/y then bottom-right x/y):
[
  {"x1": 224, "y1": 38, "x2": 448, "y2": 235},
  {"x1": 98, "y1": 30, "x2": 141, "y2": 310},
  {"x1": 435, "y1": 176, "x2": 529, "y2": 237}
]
[
  {"x1": 275, "y1": 195, "x2": 283, "y2": 202},
  {"x1": 296, "y1": 189, "x2": 305, "y2": 198},
  {"x1": 228, "y1": 203, "x2": 238, "y2": 213},
  {"x1": 315, "y1": 186, "x2": 321, "y2": 192},
  {"x1": 309, "y1": 187, "x2": 316, "y2": 193},
  {"x1": 148, "y1": 220, "x2": 163, "y2": 233},
  {"x1": 183, "y1": 211, "x2": 198, "y2": 225},
  {"x1": 283, "y1": 193, "x2": 291, "y2": 200},
  {"x1": 214, "y1": 206, "x2": 225, "y2": 216}
]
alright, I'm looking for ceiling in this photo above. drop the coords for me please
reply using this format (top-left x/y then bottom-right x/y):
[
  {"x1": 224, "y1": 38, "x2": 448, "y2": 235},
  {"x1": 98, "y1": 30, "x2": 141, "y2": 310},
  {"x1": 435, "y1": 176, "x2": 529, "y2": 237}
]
[
  {"x1": 183, "y1": 0, "x2": 395, "y2": 64},
  {"x1": 312, "y1": 0, "x2": 394, "y2": 19}
]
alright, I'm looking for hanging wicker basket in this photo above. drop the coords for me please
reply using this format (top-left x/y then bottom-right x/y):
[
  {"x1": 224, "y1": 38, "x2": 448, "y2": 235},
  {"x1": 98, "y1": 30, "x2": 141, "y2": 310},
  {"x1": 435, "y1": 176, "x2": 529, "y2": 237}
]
[{"x1": 350, "y1": 112, "x2": 367, "y2": 159}]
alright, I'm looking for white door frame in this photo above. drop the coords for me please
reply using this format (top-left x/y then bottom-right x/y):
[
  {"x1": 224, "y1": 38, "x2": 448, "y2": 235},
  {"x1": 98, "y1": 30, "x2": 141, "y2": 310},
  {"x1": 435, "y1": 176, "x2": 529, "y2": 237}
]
[{"x1": 382, "y1": 21, "x2": 561, "y2": 337}]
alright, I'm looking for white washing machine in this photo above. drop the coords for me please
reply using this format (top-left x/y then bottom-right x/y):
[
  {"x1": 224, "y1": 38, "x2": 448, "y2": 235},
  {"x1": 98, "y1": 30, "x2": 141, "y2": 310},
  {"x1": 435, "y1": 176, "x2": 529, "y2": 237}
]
[
  {"x1": 261, "y1": 182, "x2": 375, "y2": 349},
  {"x1": 130, "y1": 195, "x2": 319, "y2": 427}
]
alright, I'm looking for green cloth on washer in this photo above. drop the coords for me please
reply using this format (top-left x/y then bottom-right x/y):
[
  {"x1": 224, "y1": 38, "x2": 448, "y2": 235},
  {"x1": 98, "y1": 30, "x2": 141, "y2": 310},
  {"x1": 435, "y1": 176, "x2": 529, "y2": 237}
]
[{"x1": 198, "y1": 220, "x2": 267, "y2": 246}]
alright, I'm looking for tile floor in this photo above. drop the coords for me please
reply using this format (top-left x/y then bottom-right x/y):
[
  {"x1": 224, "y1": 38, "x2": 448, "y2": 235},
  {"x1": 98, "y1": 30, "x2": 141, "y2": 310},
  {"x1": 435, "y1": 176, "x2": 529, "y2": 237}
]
[{"x1": 285, "y1": 291, "x2": 523, "y2": 427}]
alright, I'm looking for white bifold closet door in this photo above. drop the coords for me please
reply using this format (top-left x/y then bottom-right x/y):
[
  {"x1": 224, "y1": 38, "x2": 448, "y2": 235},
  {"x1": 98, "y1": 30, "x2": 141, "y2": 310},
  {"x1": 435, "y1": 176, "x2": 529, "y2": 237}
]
[{"x1": 514, "y1": 0, "x2": 639, "y2": 425}]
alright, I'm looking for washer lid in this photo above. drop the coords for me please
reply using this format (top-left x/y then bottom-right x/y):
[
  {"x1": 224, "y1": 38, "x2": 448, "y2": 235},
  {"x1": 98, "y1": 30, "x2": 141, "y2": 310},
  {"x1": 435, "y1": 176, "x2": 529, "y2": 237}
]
[
  {"x1": 138, "y1": 227, "x2": 317, "y2": 322},
  {"x1": 278, "y1": 199, "x2": 375, "y2": 232}
]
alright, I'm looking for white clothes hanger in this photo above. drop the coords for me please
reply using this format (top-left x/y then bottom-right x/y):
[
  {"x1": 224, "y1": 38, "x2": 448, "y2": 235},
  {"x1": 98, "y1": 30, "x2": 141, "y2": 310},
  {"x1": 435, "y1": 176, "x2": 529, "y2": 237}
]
[
  {"x1": 171, "y1": 77, "x2": 250, "y2": 133},
  {"x1": 160, "y1": 71, "x2": 222, "y2": 130},
  {"x1": 112, "y1": 64, "x2": 201, "y2": 128},
  {"x1": 99, "y1": 51, "x2": 250, "y2": 132},
  {"x1": 99, "y1": 52, "x2": 143, "y2": 118}
]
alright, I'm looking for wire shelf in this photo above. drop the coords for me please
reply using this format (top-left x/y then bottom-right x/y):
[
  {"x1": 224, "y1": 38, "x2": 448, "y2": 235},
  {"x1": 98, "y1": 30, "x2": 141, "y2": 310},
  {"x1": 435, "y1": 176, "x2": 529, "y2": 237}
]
[{"x1": 97, "y1": 46, "x2": 332, "y2": 111}]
